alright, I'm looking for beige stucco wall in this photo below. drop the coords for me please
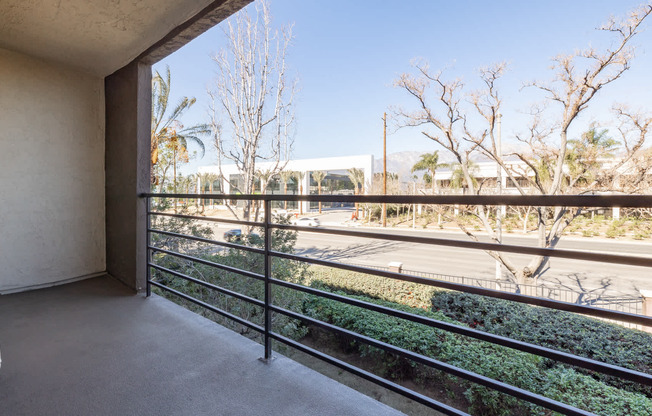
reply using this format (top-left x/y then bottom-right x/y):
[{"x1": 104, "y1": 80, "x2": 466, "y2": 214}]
[{"x1": 0, "y1": 47, "x2": 105, "y2": 292}]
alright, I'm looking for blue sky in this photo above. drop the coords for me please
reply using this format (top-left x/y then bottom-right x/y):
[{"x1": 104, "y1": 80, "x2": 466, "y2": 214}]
[{"x1": 155, "y1": 0, "x2": 652, "y2": 174}]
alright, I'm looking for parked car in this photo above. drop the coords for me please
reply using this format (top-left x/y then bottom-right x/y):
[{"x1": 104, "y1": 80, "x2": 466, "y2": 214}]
[
  {"x1": 224, "y1": 228, "x2": 262, "y2": 245},
  {"x1": 223, "y1": 229, "x2": 242, "y2": 242},
  {"x1": 295, "y1": 217, "x2": 320, "y2": 227}
]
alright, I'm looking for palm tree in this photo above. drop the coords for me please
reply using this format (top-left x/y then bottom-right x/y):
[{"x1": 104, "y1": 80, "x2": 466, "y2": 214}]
[
  {"x1": 411, "y1": 151, "x2": 446, "y2": 194},
  {"x1": 293, "y1": 171, "x2": 305, "y2": 215},
  {"x1": 205, "y1": 173, "x2": 220, "y2": 209},
  {"x1": 256, "y1": 169, "x2": 275, "y2": 195},
  {"x1": 178, "y1": 173, "x2": 196, "y2": 208},
  {"x1": 347, "y1": 168, "x2": 365, "y2": 219},
  {"x1": 312, "y1": 170, "x2": 326, "y2": 214},
  {"x1": 279, "y1": 170, "x2": 295, "y2": 210},
  {"x1": 566, "y1": 125, "x2": 619, "y2": 189},
  {"x1": 449, "y1": 162, "x2": 478, "y2": 191},
  {"x1": 196, "y1": 173, "x2": 212, "y2": 212},
  {"x1": 151, "y1": 66, "x2": 211, "y2": 187}
]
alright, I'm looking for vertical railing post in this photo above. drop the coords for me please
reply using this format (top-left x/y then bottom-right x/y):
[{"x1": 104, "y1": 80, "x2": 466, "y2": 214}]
[
  {"x1": 263, "y1": 197, "x2": 273, "y2": 360},
  {"x1": 146, "y1": 196, "x2": 152, "y2": 297}
]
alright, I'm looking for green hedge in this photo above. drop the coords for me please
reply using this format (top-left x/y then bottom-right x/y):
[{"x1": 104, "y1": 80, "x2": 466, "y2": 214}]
[
  {"x1": 152, "y1": 214, "x2": 309, "y2": 342},
  {"x1": 303, "y1": 291, "x2": 652, "y2": 416},
  {"x1": 308, "y1": 265, "x2": 437, "y2": 309},
  {"x1": 430, "y1": 291, "x2": 652, "y2": 396},
  {"x1": 308, "y1": 265, "x2": 652, "y2": 397}
]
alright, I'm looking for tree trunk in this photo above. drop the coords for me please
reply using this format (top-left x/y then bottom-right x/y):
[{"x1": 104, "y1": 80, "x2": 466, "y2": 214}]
[
  {"x1": 522, "y1": 206, "x2": 531, "y2": 234},
  {"x1": 431, "y1": 169, "x2": 437, "y2": 195},
  {"x1": 209, "y1": 182, "x2": 213, "y2": 209},
  {"x1": 318, "y1": 183, "x2": 322, "y2": 214},
  {"x1": 354, "y1": 188, "x2": 359, "y2": 219},
  {"x1": 199, "y1": 179, "x2": 204, "y2": 213},
  {"x1": 173, "y1": 145, "x2": 177, "y2": 213}
]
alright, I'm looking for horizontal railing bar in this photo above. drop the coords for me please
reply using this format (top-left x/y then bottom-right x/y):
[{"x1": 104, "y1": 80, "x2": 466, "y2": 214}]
[
  {"x1": 269, "y1": 278, "x2": 652, "y2": 385},
  {"x1": 149, "y1": 228, "x2": 265, "y2": 255},
  {"x1": 149, "y1": 211, "x2": 263, "y2": 228},
  {"x1": 149, "y1": 263, "x2": 265, "y2": 308},
  {"x1": 269, "y1": 332, "x2": 469, "y2": 416},
  {"x1": 270, "y1": 251, "x2": 652, "y2": 327},
  {"x1": 271, "y1": 224, "x2": 652, "y2": 268},
  {"x1": 148, "y1": 246, "x2": 265, "y2": 282},
  {"x1": 148, "y1": 280, "x2": 263, "y2": 333},
  {"x1": 141, "y1": 192, "x2": 652, "y2": 208},
  {"x1": 271, "y1": 305, "x2": 593, "y2": 416}
]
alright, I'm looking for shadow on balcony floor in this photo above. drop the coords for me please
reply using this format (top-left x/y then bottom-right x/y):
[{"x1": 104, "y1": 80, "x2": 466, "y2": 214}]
[{"x1": 0, "y1": 276, "x2": 403, "y2": 415}]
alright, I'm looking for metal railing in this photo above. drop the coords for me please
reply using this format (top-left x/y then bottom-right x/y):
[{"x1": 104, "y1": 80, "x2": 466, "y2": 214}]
[
  {"x1": 142, "y1": 193, "x2": 652, "y2": 416},
  {"x1": 338, "y1": 262, "x2": 644, "y2": 318}
]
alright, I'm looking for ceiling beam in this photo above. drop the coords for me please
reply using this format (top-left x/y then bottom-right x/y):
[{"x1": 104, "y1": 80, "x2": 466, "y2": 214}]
[{"x1": 136, "y1": 0, "x2": 252, "y2": 67}]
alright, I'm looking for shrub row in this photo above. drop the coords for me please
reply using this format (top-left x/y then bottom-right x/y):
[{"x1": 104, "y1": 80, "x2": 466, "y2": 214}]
[
  {"x1": 302, "y1": 289, "x2": 652, "y2": 416},
  {"x1": 151, "y1": 213, "x2": 309, "y2": 342},
  {"x1": 308, "y1": 265, "x2": 652, "y2": 396},
  {"x1": 308, "y1": 265, "x2": 437, "y2": 309},
  {"x1": 430, "y1": 291, "x2": 652, "y2": 396}
]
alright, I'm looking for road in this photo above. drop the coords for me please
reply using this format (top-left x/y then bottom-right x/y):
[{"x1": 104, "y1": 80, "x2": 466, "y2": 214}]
[
  {"x1": 292, "y1": 226, "x2": 652, "y2": 298},
  {"x1": 203, "y1": 209, "x2": 651, "y2": 298}
]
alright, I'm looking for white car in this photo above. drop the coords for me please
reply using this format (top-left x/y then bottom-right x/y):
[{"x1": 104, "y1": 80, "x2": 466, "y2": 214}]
[{"x1": 295, "y1": 217, "x2": 320, "y2": 227}]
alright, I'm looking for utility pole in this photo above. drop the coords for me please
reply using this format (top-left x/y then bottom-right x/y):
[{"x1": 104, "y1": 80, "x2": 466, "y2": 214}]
[
  {"x1": 173, "y1": 138, "x2": 178, "y2": 213},
  {"x1": 495, "y1": 113, "x2": 503, "y2": 288},
  {"x1": 382, "y1": 112, "x2": 387, "y2": 227}
]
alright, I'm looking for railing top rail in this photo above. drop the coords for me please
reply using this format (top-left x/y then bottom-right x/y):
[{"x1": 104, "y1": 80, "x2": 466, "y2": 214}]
[{"x1": 140, "y1": 192, "x2": 652, "y2": 208}]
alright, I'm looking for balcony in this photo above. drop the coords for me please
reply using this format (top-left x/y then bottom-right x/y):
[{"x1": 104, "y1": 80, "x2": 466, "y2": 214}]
[
  {"x1": 2, "y1": 3, "x2": 652, "y2": 415},
  {"x1": 0, "y1": 275, "x2": 403, "y2": 416},
  {"x1": 2, "y1": 193, "x2": 651, "y2": 415}
]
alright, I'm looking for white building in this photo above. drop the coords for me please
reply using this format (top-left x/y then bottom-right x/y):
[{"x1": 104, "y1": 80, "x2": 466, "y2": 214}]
[{"x1": 197, "y1": 154, "x2": 374, "y2": 213}]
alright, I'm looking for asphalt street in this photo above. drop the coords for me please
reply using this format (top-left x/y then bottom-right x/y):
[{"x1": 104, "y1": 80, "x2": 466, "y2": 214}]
[
  {"x1": 292, "y1": 227, "x2": 651, "y2": 297},
  {"x1": 204, "y1": 209, "x2": 652, "y2": 298}
]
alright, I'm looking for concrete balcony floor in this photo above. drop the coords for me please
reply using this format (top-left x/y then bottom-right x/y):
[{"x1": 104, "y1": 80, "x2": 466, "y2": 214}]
[{"x1": 0, "y1": 276, "x2": 403, "y2": 416}]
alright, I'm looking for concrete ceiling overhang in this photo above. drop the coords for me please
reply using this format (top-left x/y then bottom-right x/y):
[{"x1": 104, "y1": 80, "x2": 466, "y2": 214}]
[{"x1": 0, "y1": 0, "x2": 252, "y2": 77}]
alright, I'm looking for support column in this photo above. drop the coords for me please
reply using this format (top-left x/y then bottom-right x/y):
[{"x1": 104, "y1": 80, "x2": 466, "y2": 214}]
[{"x1": 105, "y1": 62, "x2": 151, "y2": 292}]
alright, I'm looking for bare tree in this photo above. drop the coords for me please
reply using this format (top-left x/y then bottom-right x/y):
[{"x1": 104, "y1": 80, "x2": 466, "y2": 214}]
[
  {"x1": 612, "y1": 105, "x2": 652, "y2": 192},
  {"x1": 209, "y1": 0, "x2": 296, "y2": 221},
  {"x1": 395, "y1": 4, "x2": 652, "y2": 286}
]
